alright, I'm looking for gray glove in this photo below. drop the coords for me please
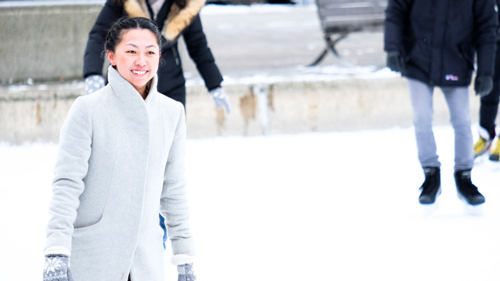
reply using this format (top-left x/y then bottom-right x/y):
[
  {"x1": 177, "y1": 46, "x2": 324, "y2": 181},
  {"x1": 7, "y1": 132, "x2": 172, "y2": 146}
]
[
  {"x1": 177, "y1": 263, "x2": 196, "y2": 281},
  {"x1": 474, "y1": 75, "x2": 493, "y2": 97},
  {"x1": 209, "y1": 87, "x2": 231, "y2": 114},
  {"x1": 43, "y1": 255, "x2": 74, "y2": 281},
  {"x1": 85, "y1": 74, "x2": 105, "y2": 95}
]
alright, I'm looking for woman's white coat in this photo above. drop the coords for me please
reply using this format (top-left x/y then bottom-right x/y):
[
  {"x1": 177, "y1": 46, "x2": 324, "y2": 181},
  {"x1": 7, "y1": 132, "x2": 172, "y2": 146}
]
[{"x1": 45, "y1": 66, "x2": 195, "y2": 281}]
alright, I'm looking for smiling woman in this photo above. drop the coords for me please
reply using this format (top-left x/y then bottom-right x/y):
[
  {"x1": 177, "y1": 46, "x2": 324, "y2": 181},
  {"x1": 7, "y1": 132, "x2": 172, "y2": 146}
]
[
  {"x1": 105, "y1": 18, "x2": 161, "y2": 99},
  {"x1": 43, "y1": 17, "x2": 196, "y2": 281}
]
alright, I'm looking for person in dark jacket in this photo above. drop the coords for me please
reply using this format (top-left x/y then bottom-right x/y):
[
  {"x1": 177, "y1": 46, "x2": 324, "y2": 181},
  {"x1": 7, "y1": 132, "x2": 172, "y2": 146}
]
[
  {"x1": 83, "y1": 0, "x2": 230, "y2": 113},
  {"x1": 83, "y1": 0, "x2": 229, "y2": 249},
  {"x1": 474, "y1": 0, "x2": 500, "y2": 161},
  {"x1": 384, "y1": 0, "x2": 498, "y2": 207}
]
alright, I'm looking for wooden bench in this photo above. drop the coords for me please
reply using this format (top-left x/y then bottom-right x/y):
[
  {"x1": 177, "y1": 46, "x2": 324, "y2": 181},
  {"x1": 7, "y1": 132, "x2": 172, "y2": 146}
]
[{"x1": 310, "y1": 0, "x2": 387, "y2": 66}]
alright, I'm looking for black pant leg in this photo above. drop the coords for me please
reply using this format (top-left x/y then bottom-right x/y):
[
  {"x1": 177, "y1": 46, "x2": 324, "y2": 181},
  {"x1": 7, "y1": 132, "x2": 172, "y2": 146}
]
[{"x1": 479, "y1": 45, "x2": 500, "y2": 138}]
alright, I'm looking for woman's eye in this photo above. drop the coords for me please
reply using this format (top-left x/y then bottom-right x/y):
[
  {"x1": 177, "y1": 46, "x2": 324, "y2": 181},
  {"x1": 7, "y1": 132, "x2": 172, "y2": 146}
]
[
  {"x1": 127, "y1": 50, "x2": 136, "y2": 54},
  {"x1": 147, "y1": 51, "x2": 155, "y2": 55}
]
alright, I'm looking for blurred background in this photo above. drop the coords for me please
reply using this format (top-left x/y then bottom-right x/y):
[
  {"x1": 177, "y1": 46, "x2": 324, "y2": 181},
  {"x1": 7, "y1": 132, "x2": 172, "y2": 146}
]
[
  {"x1": 0, "y1": 0, "x2": 460, "y2": 144},
  {"x1": 0, "y1": 0, "x2": 492, "y2": 144}
]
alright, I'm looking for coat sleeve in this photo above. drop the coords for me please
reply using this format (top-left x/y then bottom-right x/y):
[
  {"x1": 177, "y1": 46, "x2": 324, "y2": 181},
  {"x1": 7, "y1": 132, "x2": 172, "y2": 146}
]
[
  {"x1": 182, "y1": 14, "x2": 224, "y2": 91},
  {"x1": 83, "y1": 0, "x2": 124, "y2": 78},
  {"x1": 384, "y1": 0, "x2": 412, "y2": 55},
  {"x1": 474, "y1": 0, "x2": 498, "y2": 76},
  {"x1": 44, "y1": 98, "x2": 93, "y2": 256},
  {"x1": 160, "y1": 103, "x2": 196, "y2": 265}
]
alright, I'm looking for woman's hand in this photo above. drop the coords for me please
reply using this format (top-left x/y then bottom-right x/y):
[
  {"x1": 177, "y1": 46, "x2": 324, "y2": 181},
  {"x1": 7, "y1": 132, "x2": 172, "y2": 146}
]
[
  {"x1": 85, "y1": 75, "x2": 105, "y2": 95},
  {"x1": 209, "y1": 87, "x2": 231, "y2": 114},
  {"x1": 43, "y1": 255, "x2": 73, "y2": 281},
  {"x1": 177, "y1": 263, "x2": 196, "y2": 281}
]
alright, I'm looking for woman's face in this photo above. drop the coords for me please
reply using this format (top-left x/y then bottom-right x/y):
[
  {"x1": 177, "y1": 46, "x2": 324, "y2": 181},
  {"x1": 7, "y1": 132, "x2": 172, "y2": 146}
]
[{"x1": 107, "y1": 28, "x2": 160, "y2": 95}]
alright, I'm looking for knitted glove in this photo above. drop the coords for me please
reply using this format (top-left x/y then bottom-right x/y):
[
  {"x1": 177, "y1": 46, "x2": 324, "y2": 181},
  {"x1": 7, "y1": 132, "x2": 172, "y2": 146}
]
[
  {"x1": 85, "y1": 74, "x2": 105, "y2": 95},
  {"x1": 177, "y1": 263, "x2": 196, "y2": 281},
  {"x1": 474, "y1": 75, "x2": 493, "y2": 97},
  {"x1": 209, "y1": 87, "x2": 231, "y2": 114},
  {"x1": 386, "y1": 51, "x2": 405, "y2": 73},
  {"x1": 43, "y1": 255, "x2": 74, "y2": 281}
]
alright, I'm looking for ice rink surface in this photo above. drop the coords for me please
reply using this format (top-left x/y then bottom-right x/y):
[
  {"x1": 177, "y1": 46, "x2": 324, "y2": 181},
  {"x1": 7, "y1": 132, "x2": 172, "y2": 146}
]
[{"x1": 1, "y1": 126, "x2": 499, "y2": 280}]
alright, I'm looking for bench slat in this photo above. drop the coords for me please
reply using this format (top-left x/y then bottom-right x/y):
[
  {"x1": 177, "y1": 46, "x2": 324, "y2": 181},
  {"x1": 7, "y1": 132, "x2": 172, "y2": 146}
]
[{"x1": 315, "y1": 0, "x2": 387, "y2": 34}]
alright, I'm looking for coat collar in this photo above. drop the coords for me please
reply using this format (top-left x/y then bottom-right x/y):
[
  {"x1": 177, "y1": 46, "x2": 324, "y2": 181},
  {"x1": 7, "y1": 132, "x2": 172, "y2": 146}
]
[
  {"x1": 107, "y1": 65, "x2": 159, "y2": 104},
  {"x1": 124, "y1": 0, "x2": 205, "y2": 42}
]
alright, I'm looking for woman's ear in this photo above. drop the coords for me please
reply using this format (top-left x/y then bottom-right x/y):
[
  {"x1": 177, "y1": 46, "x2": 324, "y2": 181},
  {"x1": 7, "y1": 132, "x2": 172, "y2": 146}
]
[{"x1": 107, "y1": 50, "x2": 116, "y2": 66}]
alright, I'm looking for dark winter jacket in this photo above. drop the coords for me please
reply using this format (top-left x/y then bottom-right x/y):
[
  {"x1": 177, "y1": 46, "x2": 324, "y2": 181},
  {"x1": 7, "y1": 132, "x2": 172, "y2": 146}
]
[
  {"x1": 497, "y1": 0, "x2": 500, "y2": 42},
  {"x1": 384, "y1": 0, "x2": 498, "y2": 87},
  {"x1": 83, "y1": 0, "x2": 223, "y2": 101}
]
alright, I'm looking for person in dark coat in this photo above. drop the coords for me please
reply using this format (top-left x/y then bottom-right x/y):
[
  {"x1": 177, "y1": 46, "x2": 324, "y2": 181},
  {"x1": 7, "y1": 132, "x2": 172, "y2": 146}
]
[
  {"x1": 474, "y1": 0, "x2": 500, "y2": 161},
  {"x1": 83, "y1": 0, "x2": 230, "y2": 113},
  {"x1": 83, "y1": 0, "x2": 229, "y2": 250},
  {"x1": 384, "y1": 0, "x2": 498, "y2": 207}
]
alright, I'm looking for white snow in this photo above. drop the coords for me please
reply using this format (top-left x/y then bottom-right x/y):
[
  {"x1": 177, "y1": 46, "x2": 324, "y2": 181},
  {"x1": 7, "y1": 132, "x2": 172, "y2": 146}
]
[
  {"x1": 185, "y1": 66, "x2": 399, "y2": 87},
  {"x1": 1, "y1": 126, "x2": 499, "y2": 280}
]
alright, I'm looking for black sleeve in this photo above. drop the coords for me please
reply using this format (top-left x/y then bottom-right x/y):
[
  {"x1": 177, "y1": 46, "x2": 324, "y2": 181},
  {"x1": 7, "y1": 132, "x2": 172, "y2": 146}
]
[
  {"x1": 182, "y1": 14, "x2": 223, "y2": 91},
  {"x1": 384, "y1": 0, "x2": 412, "y2": 55},
  {"x1": 474, "y1": 0, "x2": 498, "y2": 76},
  {"x1": 83, "y1": 0, "x2": 125, "y2": 78}
]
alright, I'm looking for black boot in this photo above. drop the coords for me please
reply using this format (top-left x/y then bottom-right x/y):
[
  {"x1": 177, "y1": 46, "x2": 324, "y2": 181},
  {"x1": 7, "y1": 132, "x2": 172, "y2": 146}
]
[
  {"x1": 419, "y1": 167, "x2": 441, "y2": 204},
  {"x1": 454, "y1": 170, "x2": 485, "y2": 205}
]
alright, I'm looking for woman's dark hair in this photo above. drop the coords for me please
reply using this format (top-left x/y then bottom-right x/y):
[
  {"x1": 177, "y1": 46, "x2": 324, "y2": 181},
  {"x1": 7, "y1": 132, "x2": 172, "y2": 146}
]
[{"x1": 105, "y1": 17, "x2": 162, "y2": 53}]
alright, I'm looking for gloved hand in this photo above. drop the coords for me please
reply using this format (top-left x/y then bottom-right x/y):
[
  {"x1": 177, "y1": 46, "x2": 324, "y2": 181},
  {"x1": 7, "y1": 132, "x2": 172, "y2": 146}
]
[
  {"x1": 85, "y1": 74, "x2": 105, "y2": 95},
  {"x1": 386, "y1": 51, "x2": 405, "y2": 73},
  {"x1": 43, "y1": 255, "x2": 74, "y2": 281},
  {"x1": 209, "y1": 87, "x2": 231, "y2": 114},
  {"x1": 474, "y1": 75, "x2": 493, "y2": 97},
  {"x1": 177, "y1": 263, "x2": 196, "y2": 281}
]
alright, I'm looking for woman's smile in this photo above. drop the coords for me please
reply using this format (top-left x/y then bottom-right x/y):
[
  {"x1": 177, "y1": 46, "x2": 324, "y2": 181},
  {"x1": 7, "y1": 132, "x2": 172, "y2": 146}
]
[{"x1": 132, "y1": 69, "x2": 149, "y2": 76}]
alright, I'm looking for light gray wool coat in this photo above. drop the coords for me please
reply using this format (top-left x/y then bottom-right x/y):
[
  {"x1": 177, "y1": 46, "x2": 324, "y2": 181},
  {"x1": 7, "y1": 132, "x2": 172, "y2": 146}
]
[{"x1": 45, "y1": 66, "x2": 196, "y2": 281}]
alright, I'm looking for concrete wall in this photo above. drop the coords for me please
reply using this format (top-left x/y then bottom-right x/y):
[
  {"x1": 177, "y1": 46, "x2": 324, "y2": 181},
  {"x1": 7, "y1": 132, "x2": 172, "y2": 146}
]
[
  {"x1": 0, "y1": 77, "x2": 484, "y2": 144},
  {"x1": 0, "y1": 4, "x2": 489, "y2": 144},
  {"x1": 0, "y1": 4, "x2": 102, "y2": 83}
]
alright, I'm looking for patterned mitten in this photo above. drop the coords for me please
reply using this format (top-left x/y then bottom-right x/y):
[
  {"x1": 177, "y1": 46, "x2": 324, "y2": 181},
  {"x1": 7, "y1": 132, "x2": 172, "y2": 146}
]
[
  {"x1": 43, "y1": 255, "x2": 74, "y2": 281},
  {"x1": 85, "y1": 75, "x2": 105, "y2": 95},
  {"x1": 177, "y1": 263, "x2": 196, "y2": 281}
]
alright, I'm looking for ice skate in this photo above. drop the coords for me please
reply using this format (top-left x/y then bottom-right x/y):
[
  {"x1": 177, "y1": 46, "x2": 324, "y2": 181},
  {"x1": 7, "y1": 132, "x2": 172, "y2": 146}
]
[
  {"x1": 418, "y1": 167, "x2": 441, "y2": 204},
  {"x1": 454, "y1": 170, "x2": 485, "y2": 206},
  {"x1": 474, "y1": 137, "x2": 491, "y2": 158},
  {"x1": 421, "y1": 197, "x2": 441, "y2": 216},
  {"x1": 489, "y1": 139, "x2": 500, "y2": 162},
  {"x1": 460, "y1": 199, "x2": 484, "y2": 216},
  {"x1": 418, "y1": 167, "x2": 441, "y2": 216}
]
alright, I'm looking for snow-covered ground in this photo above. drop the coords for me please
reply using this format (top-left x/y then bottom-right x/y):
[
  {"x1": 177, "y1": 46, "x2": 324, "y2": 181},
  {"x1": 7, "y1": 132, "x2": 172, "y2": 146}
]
[
  {"x1": 216, "y1": 66, "x2": 399, "y2": 87},
  {"x1": 1, "y1": 126, "x2": 499, "y2": 280}
]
